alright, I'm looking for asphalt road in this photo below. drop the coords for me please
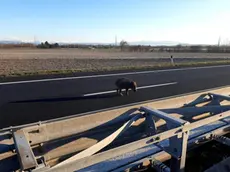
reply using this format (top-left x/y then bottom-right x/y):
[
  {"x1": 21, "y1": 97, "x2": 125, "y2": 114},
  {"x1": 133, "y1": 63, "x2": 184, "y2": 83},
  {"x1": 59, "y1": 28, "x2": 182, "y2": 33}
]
[{"x1": 1, "y1": 65, "x2": 230, "y2": 129}]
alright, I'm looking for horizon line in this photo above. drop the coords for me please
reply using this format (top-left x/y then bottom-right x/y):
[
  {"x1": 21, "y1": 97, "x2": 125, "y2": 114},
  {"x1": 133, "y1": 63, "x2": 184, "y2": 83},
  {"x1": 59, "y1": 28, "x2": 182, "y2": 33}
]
[{"x1": 0, "y1": 40, "x2": 221, "y2": 46}]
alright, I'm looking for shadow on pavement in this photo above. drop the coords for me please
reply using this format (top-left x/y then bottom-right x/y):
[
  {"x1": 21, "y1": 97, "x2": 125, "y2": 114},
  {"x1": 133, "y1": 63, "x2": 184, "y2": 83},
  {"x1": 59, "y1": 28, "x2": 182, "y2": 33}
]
[{"x1": 10, "y1": 93, "x2": 120, "y2": 104}]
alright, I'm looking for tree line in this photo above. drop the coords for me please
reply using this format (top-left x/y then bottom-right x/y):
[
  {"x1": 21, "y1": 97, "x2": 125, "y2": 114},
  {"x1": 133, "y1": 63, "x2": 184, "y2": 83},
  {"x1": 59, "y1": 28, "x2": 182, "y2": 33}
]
[
  {"x1": 2, "y1": 40, "x2": 230, "y2": 53},
  {"x1": 37, "y1": 41, "x2": 59, "y2": 48}
]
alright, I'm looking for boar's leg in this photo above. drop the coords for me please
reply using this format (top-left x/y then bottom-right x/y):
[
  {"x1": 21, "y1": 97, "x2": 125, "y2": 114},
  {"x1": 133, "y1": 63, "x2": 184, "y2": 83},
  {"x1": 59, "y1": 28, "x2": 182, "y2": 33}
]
[
  {"x1": 126, "y1": 89, "x2": 129, "y2": 96},
  {"x1": 117, "y1": 88, "x2": 123, "y2": 96},
  {"x1": 120, "y1": 90, "x2": 123, "y2": 96}
]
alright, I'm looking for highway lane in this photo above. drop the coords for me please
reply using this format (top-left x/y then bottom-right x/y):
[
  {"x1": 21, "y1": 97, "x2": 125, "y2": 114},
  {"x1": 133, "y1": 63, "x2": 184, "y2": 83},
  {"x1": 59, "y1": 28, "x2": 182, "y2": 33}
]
[{"x1": 1, "y1": 65, "x2": 230, "y2": 128}]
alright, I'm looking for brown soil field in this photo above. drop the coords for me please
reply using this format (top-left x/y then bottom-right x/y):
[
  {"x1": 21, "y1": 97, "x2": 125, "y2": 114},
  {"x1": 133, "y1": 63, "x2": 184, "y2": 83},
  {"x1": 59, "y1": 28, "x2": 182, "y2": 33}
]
[
  {"x1": 0, "y1": 48, "x2": 230, "y2": 76},
  {"x1": 1, "y1": 48, "x2": 230, "y2": 59}
]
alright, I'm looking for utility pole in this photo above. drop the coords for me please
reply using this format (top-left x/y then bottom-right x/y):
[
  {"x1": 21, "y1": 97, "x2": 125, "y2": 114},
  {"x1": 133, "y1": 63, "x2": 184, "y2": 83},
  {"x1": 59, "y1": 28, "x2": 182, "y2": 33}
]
[
  {"x1": 218, "y1": 36, "x2": 221, "y2": 47},
  {"x1": 34, "y1": 35, "x2": 36, "y2": 45},
  {"x1": 115, "y1": 35, "x2": 117, "y2": 46}
]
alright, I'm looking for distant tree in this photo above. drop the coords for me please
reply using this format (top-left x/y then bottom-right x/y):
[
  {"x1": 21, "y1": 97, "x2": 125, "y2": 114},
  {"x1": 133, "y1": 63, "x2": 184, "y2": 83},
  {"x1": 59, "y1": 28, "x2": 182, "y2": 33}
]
[
  {"x1": 37, "y1": 42, "x2": 44, "y2": 48},
  {"x1": 54, "y1": 43, "x2": 59, "y2": 48},
  {"x1": 44, "y1": 41, "x2": 51, "y2": 48},
  {"x1": 45, "y1": 41, "x2": 49, "y2": 46},
  {"x1": 38, "y1": 42, "x2": 43, "y2": 48},
  {"x1": 120, "y1": 40, "x2": 128, "y2": 51}
]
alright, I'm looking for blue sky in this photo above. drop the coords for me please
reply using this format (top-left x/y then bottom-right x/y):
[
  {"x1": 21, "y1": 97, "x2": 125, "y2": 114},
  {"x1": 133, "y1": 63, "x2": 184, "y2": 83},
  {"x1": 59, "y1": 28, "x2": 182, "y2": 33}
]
[{"x1": 1, "y1": 0, "x2": 230, "y2": 44}]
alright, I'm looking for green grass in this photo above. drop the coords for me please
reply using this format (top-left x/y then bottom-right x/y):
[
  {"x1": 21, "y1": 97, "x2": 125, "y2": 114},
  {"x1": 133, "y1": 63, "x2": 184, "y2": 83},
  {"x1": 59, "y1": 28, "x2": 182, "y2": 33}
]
[{"x1": 1, "y1": 60, "x2": 230, "y2": 78}]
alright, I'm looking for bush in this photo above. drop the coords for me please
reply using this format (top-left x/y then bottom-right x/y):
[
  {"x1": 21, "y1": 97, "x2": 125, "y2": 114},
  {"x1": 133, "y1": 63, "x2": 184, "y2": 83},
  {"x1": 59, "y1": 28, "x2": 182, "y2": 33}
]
[{"x1": 37, "y1": 41, "x2": 59, "y2": 49}]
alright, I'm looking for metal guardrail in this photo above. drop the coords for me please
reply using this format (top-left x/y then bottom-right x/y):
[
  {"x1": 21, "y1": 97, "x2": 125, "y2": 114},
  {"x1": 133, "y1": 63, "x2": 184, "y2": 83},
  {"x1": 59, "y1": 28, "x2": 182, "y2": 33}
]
[{"x1": 1, "y1": 93, "x2": 230, "y2": 172}]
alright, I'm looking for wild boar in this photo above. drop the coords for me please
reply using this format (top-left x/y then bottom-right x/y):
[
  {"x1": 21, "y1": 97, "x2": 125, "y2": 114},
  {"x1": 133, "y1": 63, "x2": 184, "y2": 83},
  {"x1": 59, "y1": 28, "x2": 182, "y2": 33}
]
[{"x1": 115, "y1": 78, "x2": 137, "y2": 96}]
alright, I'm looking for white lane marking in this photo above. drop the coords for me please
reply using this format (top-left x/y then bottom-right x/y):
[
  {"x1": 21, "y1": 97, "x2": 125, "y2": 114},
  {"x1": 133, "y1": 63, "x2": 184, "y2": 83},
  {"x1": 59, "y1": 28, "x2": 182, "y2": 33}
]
[
  {"x1": 83, "y1": 82, "x2": 177, "y2": 96},
  {"x1": 84, "y1": 90, "x2": 115, "y2": 96},
  {"x1": 0, "y1": 64, "x2": 230, "y2": 85}
]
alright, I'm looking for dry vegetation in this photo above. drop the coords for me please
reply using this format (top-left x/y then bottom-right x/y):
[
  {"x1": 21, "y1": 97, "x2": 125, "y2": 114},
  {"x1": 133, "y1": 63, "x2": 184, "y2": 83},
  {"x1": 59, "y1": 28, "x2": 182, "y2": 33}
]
[{"x1": 0, "y1": 48, "x2": 230, "y2": 77}]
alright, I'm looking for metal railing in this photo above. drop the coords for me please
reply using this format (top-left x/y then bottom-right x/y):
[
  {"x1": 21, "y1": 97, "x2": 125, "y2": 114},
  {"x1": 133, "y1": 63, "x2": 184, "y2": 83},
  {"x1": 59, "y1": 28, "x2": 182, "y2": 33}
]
[{"x1": 1, "y1": 93, "x2": 230, "y2": 172}]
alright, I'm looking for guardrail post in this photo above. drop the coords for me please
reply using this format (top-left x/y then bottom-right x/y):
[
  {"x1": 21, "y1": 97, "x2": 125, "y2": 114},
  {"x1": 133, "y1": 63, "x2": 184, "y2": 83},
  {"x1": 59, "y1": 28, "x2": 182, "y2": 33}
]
[{"x1": 170, "y1": 55, "x2": 175, "y2": 66}]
